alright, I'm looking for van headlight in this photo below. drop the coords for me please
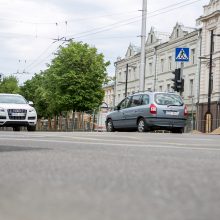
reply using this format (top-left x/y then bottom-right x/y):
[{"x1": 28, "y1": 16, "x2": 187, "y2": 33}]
[{"x1": 29, "y1": 108, "x2": 36, "y2": 113}]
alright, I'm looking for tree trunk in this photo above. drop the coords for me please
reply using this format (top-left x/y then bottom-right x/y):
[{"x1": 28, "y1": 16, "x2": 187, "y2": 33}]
[
  {"x1": 48, "y1": 118, "x2": 52, "y2": 131},
  {"x1": 72, "y1": 110, "x2": 75, "y2": 131},
  {"x1": 65, "y1": 112, "x2": 69, "y2": 131},
  {"x1": 59, "y1": 114, "x2": 62, "y2": 131},
  {"x1": 53, "y1": 115, "x2": 57, "y2": 131}
]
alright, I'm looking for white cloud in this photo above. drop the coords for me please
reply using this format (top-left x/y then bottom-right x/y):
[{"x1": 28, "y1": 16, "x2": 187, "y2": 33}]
[{"x1": 0, "y1": 0, "x2": 209, "y2": 83}]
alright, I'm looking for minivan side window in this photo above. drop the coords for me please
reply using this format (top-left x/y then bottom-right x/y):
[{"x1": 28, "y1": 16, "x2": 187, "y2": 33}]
[
  {"x1": 129, "y1": 95, "x2": 141, "y2": 107},
  {"x1": 119, "y1": 97, "x2": 130, "y2": 109},
  {"x1": 155, "y1": 93, "x2": 183, "y2": 106},
  {"x1": 141, "y1": 95, "x2": 149, "y2": 105}
]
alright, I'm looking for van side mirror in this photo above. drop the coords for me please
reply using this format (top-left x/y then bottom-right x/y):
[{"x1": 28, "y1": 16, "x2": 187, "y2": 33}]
[{"x1": 28, "y1": 101, "x2": 34, "y2": 106}]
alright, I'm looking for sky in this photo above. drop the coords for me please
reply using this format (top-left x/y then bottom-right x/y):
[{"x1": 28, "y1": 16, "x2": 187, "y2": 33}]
[{"x1": 0, "y1": 0, "x2": 209, "y2": 84}]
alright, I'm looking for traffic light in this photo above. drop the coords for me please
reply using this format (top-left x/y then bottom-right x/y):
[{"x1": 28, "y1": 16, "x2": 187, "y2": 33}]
[{"x1": 171, "y1": 68, "x2": 184, "y2": 93}]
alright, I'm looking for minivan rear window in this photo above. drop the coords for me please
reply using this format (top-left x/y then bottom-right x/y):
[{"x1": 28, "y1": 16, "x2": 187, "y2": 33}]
[{"x1": 155, "y1": 93, "x2": 183, "y2": 106}]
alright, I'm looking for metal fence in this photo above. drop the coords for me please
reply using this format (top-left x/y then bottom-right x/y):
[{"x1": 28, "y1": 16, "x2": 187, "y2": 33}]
[
  {"x1": 36, "y1": 110, "x2": 107, "y2": 132},
  {"x1": 1, "y1": 112, "x2": 220, "y2": 133}
]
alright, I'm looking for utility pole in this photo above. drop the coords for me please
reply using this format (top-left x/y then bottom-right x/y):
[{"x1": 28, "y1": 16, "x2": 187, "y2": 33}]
[
  {"x1": 139, "y1": 0, "x2": 147, "y2": 92},
  {"x1": 207, "y1": 30, "x2": 214, "y2": 115},
  {"x1": 199, "y1": 31, "x2": 220, "y2": 133},
  {"x1": 205, "y1": 30, "x2": 214, "y2": 133},
  {"x1": 125, "y1": 63, "x2": 128, "y2": 97}
]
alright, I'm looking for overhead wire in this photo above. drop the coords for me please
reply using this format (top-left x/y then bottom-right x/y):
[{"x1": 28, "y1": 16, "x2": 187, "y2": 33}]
[
  {"x1": 0, "y1": 0, "x2": 203, "y2": 41},
  {"x1": 0, "y1": 0, "x2": 202, "y2": 27},
  {"x1": 17, "y1": 0, "x2": 204, "y2": 74},
  {"x1": 0, "y1": 10, "x2": 139, "y2": 25},
  {"x1": 73, "y1": 0, "x2": 204, "y2": 40}
]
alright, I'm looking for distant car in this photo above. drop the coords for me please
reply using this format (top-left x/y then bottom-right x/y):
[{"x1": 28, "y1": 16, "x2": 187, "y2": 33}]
[
  {"x1": 0, "y1": 93, "x2": 37, "y2": 131},
  {"x1": 106, "y1": 92, "x2": 187, "y2": 133}
]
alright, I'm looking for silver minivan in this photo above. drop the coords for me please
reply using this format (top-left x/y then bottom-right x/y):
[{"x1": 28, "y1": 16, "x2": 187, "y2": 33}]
[{"x1": 106, "y1": 92, "x2": 188, "y2": 133}]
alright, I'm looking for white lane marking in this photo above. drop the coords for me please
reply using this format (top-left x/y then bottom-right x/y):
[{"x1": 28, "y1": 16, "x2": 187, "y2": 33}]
[
  {"x1": 0, "y1": 133, "x2": 142, "y2": 141},
  {"x1": 0, "y1": 131, "x2": 218, "y2": 142},
  {"x1": 154, "y1": 137, "x2": 217, "y2": 142},
  {"x1": 0, "y1": 137, "x2": 220, "y2": 152},
  {"x1": 0, "y1": 133, "x2": 217, "y2": 145}
]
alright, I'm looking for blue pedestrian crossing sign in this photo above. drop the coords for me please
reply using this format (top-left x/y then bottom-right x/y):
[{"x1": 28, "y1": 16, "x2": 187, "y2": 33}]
[{"x1": 175, "y1": 48, "x2": 189, "y2": 62}]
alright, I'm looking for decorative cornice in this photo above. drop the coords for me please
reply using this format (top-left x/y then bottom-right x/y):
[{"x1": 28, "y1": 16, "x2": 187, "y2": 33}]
[{"x1": 197, "y1": 10, "x2": 220, "y2": 23}]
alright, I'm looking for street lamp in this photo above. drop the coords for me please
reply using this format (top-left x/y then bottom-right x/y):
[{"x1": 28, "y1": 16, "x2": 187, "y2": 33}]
[
  {"x1": 118, "y1": 64, "x2": 136, "y2": 97},
  {"x1": 200, "y1": 30, "x2": 220, "y2": 133}
]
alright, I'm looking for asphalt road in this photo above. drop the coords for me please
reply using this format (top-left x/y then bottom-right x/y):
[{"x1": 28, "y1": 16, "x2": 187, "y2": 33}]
[{"x1": 0, "y1": 131, "x2": 220, "y2": 220}]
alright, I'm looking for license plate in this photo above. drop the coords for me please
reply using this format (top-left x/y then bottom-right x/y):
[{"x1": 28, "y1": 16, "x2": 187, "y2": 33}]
[
  {"x1": 166, "y1": 111, "x2": 179, "y2": 116},
  {"x1": 11, "y1": 113, "x2": 25, "y2": 116}
]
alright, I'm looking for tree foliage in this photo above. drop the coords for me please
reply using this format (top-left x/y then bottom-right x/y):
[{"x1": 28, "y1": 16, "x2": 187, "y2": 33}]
[
  {"x1": 21, "y1": 41, "x2": 110, "y2": 118},
  {"x1": 0, "y1": 76, "x2": 20, "y2": 94}
]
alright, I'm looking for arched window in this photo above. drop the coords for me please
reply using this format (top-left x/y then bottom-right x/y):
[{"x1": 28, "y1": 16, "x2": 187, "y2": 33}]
[{"x1": 151, "y1": 35, "x2": 153, "y2": 43}]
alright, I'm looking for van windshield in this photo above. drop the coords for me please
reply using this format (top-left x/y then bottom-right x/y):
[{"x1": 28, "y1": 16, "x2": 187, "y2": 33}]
[
  {"x1": 155, "y1": 93, "x2": 183, "y2": 106},
  {"x1": 0, "y1": 95, "x2": 27, "y2": 104}
]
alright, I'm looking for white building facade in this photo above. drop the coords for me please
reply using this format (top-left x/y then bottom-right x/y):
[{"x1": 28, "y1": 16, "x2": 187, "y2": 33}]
[
  {"x1": 114, "y1": 0, "x2": 220, "y2": 132},
  {"x1": 197, "y1": 0, "x2": 220, "y2": 131},
  {"x1": 103, "y1": 82, "x2": 115, "y2": 109}
]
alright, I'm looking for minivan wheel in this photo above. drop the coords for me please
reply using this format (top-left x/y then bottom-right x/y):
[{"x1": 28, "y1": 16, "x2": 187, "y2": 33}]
[
  {"x1": 106, "y1": 119, "x2": 115, "y2": 132},
  {"x1": 137, "y1": 118, "x2": 147, "y2": 132}
]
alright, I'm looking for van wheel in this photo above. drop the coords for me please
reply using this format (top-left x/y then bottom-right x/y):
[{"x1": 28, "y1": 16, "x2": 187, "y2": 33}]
[
  {"x1": 137, "y1": 118, "x2": 147, "y2": 132},
  {"x1": 27, "y1": 125, "x2": 36, "y2": 132},
  {"x1": 106, "y1": 119, "x2": 115, "y2": 132},
  {"x1": 13, "y1": 127, "x2": 21, "y2": 131}
]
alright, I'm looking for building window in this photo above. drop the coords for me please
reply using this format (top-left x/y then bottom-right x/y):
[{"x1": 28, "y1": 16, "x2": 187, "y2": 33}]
[
  {"x1": 190, "y1": 79, "x2": 194, "y2": 96},
  {"x1": 151, "y1": 35, "x2": 153, "y2": 43},
  {"x1": 149, "y1": 63, "x2": 153, "y2": 75},
  {"x1": 191, "y1": 49, "x2": 195, "y2": 64},
  {"x1": 212, "y1": 40, "x2": 215, "y2": 53},
  {"x1": 176, "y1": 29, "x2": 179, "y2": 38},
  {"x1": 211, "y1": 30, "x2": 215, "y2": 53},
  {"x1": 118, "y1": 72, "x2": 121, "y2": 81},
  {"x1": 168, "y1": 56, "x2": 172, "y2": 70},
  {"x1": 133, "y1": 67, "x2": 136, "y2": 79},
  {"x1": 129, "y1": 69, "x2": 131, "y2": 81},
  {"x1": 159, "y1": 86, "x2": 162, "y2": 92},
  {"x1": 161, "y1": 59, "x2": 164, "y2": 72},
  {"x1": 167, "y1": 84, "x2": 170, "y2": 92}
]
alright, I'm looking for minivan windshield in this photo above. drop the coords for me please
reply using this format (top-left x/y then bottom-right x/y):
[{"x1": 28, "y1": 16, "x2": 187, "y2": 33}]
[
  {"x1": 0, "y1": 95, "x2": 27, "y2": 104},
  {"x1": 155, "y1": 93, "x2": 183, "y2": 106}
]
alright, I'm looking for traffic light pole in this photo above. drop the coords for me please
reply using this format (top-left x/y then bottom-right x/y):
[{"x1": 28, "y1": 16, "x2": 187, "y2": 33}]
[{"x1": 180, "y1": 62, "x2": 184, "y2": 96}]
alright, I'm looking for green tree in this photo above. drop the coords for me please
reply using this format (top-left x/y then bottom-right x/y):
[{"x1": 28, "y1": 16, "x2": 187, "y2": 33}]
[
  {"x1": 21, "y1": 41, "x2": 110, "y2": 121},
  {"x1": 0, "y1": 75, "x2": 20, "y2": 94},
  {"x1": 20, "y1": 72, "x2": 51, "y2": 118},
  {"x1": 47, "y1": 41, "x2": 110, "y2": 112}
]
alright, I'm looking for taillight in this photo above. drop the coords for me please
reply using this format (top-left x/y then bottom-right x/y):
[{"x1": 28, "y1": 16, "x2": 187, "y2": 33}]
[
  {"x1": 150, "y1": 104, "x2": 157, "y2": 115},
  {"x1": 184, "y1": 105, "x2": 188, "y2": 116}
]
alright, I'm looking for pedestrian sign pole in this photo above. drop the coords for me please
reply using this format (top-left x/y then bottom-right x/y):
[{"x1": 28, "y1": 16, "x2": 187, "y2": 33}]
[
  {"x1": 175, "y1": 48, "x2": 190, "y2": 96},
  {"x1": 175, "y1": 48, "x2": 189, "y2": 62}
]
